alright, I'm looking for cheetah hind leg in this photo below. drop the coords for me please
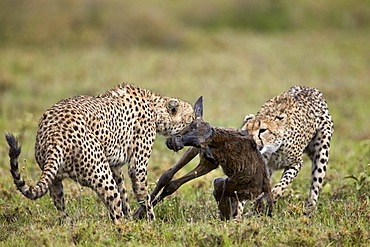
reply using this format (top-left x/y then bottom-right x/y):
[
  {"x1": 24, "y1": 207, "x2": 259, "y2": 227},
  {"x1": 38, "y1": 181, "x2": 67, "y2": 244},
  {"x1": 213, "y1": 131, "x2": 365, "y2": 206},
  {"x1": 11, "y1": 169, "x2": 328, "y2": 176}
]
[
  {"x1": 305, "y1": 123, "x2": 333, "y2": 209},
  {"x1": 85, "y1": 164, "x2": 125, "y2": 224},
  {"x1": 93, "y1": 179, "x2": 124, "y2": 224},
  {"x1": 111, "y1": 166, "x2": 132, "y2": 218},
  {"x1": 49, "y1": 178, "x2": 72, "y2": 225}
]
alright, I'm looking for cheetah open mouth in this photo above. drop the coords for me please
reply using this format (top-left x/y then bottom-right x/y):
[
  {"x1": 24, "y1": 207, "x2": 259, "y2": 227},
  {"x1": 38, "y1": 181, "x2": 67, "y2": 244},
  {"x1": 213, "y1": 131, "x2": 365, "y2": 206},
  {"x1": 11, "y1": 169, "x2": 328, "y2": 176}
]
[{"x1": 166, "y1": 136, "x2": 184, "y2": 152}]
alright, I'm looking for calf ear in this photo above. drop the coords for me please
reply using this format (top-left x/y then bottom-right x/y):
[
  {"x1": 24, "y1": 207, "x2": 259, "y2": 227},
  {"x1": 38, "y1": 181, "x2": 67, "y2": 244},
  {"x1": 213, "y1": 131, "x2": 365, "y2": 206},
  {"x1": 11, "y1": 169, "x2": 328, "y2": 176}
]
[
  {"x1": 167, "y1": 99, "x2": 179, "y2": 115},
  {"x1": 194, "y1": 96, "x2": 203, "y2": 120}
]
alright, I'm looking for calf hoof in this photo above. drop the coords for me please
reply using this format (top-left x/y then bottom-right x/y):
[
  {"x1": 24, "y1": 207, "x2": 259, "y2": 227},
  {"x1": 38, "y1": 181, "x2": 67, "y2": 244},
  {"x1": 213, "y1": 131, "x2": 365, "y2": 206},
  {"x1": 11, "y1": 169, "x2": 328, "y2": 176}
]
[{"x1": 133, "y1": 206, "x2": 146, "y2": 220}]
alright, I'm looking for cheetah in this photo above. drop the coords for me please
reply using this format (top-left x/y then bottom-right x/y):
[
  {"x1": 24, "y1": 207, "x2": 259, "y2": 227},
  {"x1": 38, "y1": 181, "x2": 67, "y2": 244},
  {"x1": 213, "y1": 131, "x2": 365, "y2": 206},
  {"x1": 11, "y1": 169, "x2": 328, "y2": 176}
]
[
  {"x1": 6, "y1": 83, "x2": 198, "y2": 224},
  {"x1": 241, "y1": 85, "x2": 334, "y2": 209}
]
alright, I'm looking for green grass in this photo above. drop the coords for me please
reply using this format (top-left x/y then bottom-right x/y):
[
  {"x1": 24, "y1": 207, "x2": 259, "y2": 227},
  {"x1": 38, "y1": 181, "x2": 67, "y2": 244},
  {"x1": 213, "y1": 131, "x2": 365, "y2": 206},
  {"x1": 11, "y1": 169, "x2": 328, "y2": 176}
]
[{"x1": 1, "y1": 1, "x2": 370, "y2": 246}]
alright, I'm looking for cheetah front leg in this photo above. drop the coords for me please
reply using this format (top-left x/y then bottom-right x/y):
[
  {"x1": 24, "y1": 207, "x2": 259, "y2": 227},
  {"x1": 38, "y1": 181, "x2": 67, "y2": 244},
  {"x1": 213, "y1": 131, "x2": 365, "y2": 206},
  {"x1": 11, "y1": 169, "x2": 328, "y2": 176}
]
[
  {"x1": 129, "y1": 130, "x2": 156, "y2": 221},
  {"x1": 128, "y1": 163, "x2": 155, "y2": 221},
  {"x1": 272, "y1": 157, "x2": 303, "y2": 202}
]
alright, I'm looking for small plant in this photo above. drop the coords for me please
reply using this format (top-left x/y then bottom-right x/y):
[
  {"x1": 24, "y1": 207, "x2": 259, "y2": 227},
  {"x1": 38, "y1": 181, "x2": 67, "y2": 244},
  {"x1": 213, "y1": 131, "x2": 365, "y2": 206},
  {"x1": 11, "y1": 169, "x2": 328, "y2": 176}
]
[{"x1": 345, "y1": 164, "x2": 370, "y2": 201}]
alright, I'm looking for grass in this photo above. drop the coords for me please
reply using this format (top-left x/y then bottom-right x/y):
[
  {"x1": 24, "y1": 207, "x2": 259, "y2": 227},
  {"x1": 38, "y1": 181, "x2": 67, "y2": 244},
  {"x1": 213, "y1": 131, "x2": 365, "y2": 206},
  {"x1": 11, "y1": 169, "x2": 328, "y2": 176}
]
[{"x1": 1, "y1": 1, "x2": 370, "y2": 246}]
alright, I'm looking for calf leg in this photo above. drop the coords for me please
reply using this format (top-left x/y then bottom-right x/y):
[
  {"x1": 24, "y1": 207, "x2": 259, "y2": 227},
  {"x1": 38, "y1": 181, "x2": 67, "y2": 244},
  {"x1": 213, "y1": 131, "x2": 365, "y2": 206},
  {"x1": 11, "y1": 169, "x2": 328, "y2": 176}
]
[
  {"x1": 152, "y1": 158, "x2": 218, "y2": 207},
  {"x1": 133, "y1": 147, "x2": 199, "y2": 219},
  {"x1": 213, "y1": 176, "x2": 273, "y2": 220},
  {"x1": 213, "y1": 177, "x2": 247, "y2": 221},
  {"x1": 213, "y1": 177, "x2": 228, "y2": 220},
  {"x1": 252, "y1": 172, "x2": 274, "y2": 216},
  {"x1": 151, "y1": 147, "x2": 199, "y2": 200}
]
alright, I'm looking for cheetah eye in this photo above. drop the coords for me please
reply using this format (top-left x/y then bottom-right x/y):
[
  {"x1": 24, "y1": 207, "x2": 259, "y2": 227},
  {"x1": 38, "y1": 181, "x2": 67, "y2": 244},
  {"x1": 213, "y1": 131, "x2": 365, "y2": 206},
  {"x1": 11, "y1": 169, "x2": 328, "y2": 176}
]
[{"x1": 259, "y1": 129, "x2": 267, "y2": 134}]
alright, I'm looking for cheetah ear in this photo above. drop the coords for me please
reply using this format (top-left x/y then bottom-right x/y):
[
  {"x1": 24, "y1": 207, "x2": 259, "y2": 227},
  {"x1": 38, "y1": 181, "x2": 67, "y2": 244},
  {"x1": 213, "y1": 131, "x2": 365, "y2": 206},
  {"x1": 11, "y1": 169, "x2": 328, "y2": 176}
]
[
  {"x1": 275, "y1": 114, "x2": 287, "y2": 121},
  {"x1": 193, "y1": 96, "x2": 203, "y2": 120},
  {"x1": 244, "y1": 114, "x2": 255, "y2": 122},
  {"x1": 167, "y1": 99, "x2": 179, "y2": 115}
]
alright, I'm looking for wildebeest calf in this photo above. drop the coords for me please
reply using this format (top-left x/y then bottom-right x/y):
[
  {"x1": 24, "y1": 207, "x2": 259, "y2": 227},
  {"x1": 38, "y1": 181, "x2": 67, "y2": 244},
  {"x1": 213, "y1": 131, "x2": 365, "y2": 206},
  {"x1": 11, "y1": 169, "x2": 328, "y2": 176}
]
[{"x1": 135, "y1": 97, "x2": 273, "y2": 220}]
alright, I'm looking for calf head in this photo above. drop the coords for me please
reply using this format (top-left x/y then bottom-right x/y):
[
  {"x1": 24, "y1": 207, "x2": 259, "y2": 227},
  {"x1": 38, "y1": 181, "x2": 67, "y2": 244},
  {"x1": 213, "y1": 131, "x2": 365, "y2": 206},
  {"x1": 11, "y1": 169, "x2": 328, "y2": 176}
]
[{"x1": 166, "y1": 96, "x2": 214, "y2": 161}]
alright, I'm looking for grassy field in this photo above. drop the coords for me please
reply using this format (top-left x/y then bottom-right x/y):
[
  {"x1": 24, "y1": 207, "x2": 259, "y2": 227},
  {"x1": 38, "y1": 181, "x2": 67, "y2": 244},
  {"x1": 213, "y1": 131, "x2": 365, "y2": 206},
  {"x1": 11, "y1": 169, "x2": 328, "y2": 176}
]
[{"x1": 1, "y1": 1, "x2": 370, "y2": 246}]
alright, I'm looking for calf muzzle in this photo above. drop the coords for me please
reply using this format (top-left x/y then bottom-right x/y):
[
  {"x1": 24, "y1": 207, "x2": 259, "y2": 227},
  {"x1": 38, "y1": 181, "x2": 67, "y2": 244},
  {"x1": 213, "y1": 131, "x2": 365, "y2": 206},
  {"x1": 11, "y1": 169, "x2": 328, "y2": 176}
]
[{"x1": 166, "y1": 136, "x2": 184, "y2": 152}]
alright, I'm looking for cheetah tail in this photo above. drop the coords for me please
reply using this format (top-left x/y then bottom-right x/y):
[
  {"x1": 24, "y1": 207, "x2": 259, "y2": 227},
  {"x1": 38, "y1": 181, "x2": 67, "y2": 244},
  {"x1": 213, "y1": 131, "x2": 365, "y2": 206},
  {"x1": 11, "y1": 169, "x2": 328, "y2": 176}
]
[{"x1": 5, "y1": 133, "x2": 50, "y2": 200}]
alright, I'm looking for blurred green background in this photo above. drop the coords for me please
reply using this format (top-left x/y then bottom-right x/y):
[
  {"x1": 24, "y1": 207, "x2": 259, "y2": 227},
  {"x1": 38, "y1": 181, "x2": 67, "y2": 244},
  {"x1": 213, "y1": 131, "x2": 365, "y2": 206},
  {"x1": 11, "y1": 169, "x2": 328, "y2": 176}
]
[
  {"x1": 0, "y1": 1, "x2": 369, "y2": 245},
  {"x1": 1, "y1": 0, "x2": 369, "y2": 47}
]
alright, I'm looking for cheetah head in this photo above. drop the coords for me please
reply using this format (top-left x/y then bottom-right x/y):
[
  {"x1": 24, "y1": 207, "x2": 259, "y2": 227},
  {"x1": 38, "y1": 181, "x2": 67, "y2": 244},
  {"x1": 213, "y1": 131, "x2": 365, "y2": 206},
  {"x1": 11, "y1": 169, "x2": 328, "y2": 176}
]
[
  {"x1": 155, "y1": 96, "x2": 202, "y2": 136},
  {"x1": 241, "y1": 113, "x2": 287, "y2": 155}
]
